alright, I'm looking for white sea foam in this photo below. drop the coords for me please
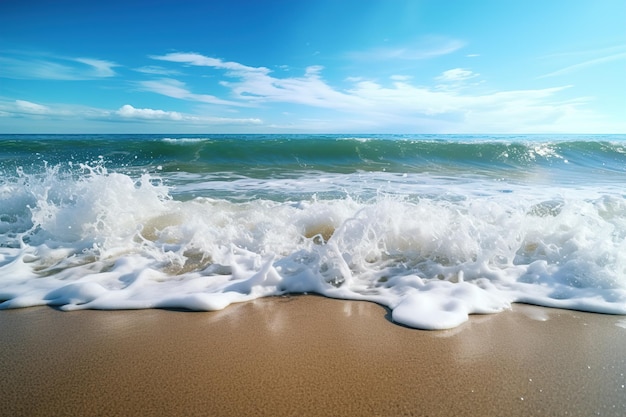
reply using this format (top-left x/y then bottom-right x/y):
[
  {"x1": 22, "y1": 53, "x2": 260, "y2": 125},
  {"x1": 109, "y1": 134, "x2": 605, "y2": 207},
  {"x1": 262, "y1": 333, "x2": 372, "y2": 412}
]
[
  {"x1": 1, "y1": 165, "x2": 626, "y2": 329},
  {"x1": 161, "y1": 137, "x2": 212, "y2": 144}
]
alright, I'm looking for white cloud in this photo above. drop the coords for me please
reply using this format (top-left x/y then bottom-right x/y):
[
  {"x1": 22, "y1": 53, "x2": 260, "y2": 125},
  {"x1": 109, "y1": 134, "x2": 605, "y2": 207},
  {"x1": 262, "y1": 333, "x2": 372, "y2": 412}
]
[
  {"x1": 134, "y1": 65, "x2": 182, "y2": 76},
  {"x1": 151, "y1": 52, "x2": 270, "y2": 74},
  {"x1": 0, "y1": 99, "x2": 262, "y2": 129},
  {"x1": 138, "y1": 78, "x2": 246, "y2": 106},
  {"x1": 304, "y1": 65, "x2": 324, "y2": 76},
  {"x1": 4, "y1": 50, "x2": 610, "y2": 133},
  {"x1": 149, "y1": 54, "x2": 365, "y2": 110},
  {"x1": 220, "y1": 65, "x2": 367, "y2": 109},
  {"x1": 74, "y1": 58, "x2": 118, "y2": 77},
  {"x1": 347, "y1": 81, "x2": 578, "y2": 125},
  {"x1": 347, "y1": 80, "x2": 459, "y2": 115},
  {"x1": 0, "y1": 56, "x2": 77, "y2": 80},
  {"x1": 15, "y1": 99, "x2": 51, "y2": 114},
  {"x1": 539, "y1": 51, "x2": 626, "y2": 78},
  {"x1": 0, "y1": 99, "x2": 110, "y2": 120},
  {"x1": 348, "y1": 36, "x2": 465, "y2": 61},
  {"x1": 390, "y1": 75, "x2": 413, "y2": 81},
  {"x1": 116, "y1": 104, "x2": 183, "y2": 120},
  {"x1": 0, "y1": 52, "x2": 119, "y2": 80},
  {"x1": 143, "y1": 51, "x2": 622, "y2": 132},
  {"x1": 436, "y1": 68, "x2": 478, "y2": 83},
  {"x1": 116, "y1": 104, "x2": 261, "y2": 125}
]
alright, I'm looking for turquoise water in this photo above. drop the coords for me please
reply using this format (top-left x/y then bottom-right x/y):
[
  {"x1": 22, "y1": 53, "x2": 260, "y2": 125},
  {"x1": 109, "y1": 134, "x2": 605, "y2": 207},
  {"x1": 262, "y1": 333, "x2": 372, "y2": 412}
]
[
  {"x1": 4, "y1": 134, "x2": 626, "y2": 176},
  {"x1": 1, "y1": 134, "x2": 626, "y2": 329}
]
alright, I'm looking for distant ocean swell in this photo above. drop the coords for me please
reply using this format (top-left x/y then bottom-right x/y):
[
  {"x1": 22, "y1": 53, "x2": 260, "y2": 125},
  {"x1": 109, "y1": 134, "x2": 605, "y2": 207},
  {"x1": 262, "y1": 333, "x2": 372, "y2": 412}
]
[
  {"x1": 3, "y1": 134, "x2": 626, "y2": 176},
  {"x1": 1, "y1": 134, "x2": 626, "y2": 329}
]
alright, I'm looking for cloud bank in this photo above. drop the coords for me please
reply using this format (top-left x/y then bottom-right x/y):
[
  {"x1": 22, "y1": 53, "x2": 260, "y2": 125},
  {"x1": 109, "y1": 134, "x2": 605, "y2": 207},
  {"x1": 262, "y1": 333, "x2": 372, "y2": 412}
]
[
  {"x1": 0, "y1": 52, "x2": 118, "y2": 80},
  {"x1": 116, "y1": 104, "x2": 261, "y2": 125},
  {"x1": 145, "y1": 52, "x2": 610, "y2": 132},
  {"x1": 0, "y1": 100, "x2": 261, "y2": 128},
  {"x1": 2, "y1": 46, "x2": 622, "y2": 133}
]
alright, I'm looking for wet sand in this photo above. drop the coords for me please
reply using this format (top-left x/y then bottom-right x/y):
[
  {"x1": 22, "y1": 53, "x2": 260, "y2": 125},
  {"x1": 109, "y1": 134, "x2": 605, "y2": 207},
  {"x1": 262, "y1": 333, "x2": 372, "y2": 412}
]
[{"x1": 1, "y1": 296, "x2": 626, "y2": 416}]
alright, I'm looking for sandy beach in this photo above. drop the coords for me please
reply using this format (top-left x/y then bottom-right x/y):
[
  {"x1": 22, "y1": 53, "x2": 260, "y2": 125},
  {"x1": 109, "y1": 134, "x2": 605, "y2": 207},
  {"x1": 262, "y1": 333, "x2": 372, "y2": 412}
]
[{"x1": 1, "y1": 296, "x2": 625, "y2": 416}]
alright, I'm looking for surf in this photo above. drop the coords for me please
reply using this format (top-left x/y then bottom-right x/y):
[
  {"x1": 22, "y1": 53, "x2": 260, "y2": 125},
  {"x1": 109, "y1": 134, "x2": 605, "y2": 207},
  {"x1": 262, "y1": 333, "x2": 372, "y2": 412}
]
[{"x1": 1, "y1": 134, "x2": 626, "y2": 329}]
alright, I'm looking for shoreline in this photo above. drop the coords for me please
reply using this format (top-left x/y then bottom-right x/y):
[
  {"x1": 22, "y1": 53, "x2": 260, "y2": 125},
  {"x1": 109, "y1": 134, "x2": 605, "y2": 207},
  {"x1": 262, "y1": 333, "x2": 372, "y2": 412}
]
[{"x1": 1, "y1": 296, "x2": 626, "y2": 416}]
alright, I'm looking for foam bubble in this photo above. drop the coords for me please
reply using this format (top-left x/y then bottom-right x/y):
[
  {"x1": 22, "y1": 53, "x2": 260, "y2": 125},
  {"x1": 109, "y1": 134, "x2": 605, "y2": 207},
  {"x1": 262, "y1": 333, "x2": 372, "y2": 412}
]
[{"x1": 1, "y1": 164, "x2": 626, "y2": 329}]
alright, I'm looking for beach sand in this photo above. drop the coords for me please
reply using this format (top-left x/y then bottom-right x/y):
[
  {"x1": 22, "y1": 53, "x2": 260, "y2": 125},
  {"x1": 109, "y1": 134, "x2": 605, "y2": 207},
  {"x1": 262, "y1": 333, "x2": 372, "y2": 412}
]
[{"x1": 1, "y1": 296, "x2": 625, "y2": 417}]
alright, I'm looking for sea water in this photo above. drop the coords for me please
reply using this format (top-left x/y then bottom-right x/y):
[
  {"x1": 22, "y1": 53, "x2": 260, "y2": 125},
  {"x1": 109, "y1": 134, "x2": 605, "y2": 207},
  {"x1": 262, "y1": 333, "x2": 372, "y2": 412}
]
[{"x1": 1, "y1": 134, "x2": 626, "y2": 329}]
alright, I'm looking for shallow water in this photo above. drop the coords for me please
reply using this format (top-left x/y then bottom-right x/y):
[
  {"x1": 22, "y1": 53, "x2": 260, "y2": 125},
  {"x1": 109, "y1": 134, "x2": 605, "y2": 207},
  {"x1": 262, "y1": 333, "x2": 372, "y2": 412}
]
[{"x1": 1, "y1": 134, "x2": 626, "y2": 329}]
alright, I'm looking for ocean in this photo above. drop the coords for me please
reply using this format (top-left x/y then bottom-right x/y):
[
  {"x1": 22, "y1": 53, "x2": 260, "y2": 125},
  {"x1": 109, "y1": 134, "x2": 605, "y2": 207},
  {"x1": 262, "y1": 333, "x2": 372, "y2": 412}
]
[{"x1": 1, "y1": 133, "x2": 626, "y2": 329}]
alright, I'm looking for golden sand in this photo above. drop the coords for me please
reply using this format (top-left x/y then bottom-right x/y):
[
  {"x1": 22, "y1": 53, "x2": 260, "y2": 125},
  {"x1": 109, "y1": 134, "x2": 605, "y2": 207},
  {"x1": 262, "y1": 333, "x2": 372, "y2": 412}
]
[{"x1": 1, "y1": 296, "x2": 625, "y2": 416}]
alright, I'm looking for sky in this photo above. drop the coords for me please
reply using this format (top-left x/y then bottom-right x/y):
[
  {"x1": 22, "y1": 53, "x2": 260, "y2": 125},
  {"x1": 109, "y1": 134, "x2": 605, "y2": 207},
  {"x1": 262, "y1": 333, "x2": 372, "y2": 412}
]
[{"x1": 1, "y1": 0, "x2": 625, "y2": 134}]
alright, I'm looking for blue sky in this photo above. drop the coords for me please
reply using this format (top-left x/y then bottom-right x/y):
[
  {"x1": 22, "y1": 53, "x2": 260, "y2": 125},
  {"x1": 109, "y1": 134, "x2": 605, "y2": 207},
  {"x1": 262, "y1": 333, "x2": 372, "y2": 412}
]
[{"x1": 1, "y1": 0, "x2": 625, "y2": 133}]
